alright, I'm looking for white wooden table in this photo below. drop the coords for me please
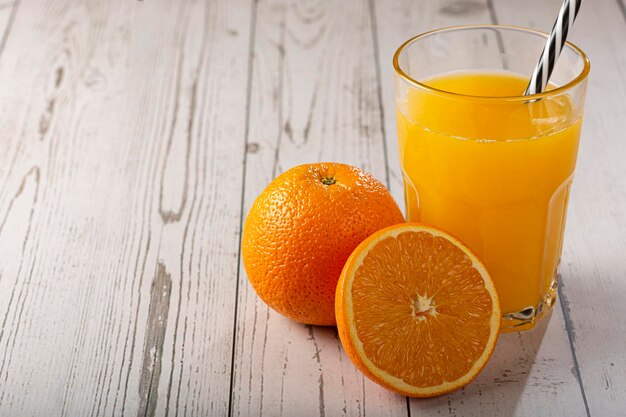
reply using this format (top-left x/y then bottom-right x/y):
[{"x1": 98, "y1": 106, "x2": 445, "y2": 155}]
[{"x1": 0, "y1": 0, "x2": 624, "y2": 416}]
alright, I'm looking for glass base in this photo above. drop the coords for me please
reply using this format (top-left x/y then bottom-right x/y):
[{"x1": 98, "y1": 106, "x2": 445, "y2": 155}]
[{"x1": 499, "y1": 274, "x2": 559, "y2": 333}]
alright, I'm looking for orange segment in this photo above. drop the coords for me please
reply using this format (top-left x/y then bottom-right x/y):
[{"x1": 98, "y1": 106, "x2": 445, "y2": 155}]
[{"x1": 336, "y1": 223, "x2": 500, "y2": 397}]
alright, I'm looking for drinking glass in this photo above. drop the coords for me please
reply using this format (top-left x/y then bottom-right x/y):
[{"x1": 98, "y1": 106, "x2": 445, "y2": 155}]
[{"x1": 394, "y1": 25, "x2": 589, "y2": 331}]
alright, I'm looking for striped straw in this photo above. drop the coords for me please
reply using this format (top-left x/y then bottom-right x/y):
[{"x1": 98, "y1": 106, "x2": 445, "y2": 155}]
[{"x1": 524, "y1": 0, "x2": 584, "y2": 96}]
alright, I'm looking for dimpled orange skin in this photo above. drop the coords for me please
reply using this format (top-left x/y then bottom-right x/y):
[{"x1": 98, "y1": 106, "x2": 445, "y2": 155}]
[{"x1": 242, "y1": 162, "x2": 405, "y2": 326}]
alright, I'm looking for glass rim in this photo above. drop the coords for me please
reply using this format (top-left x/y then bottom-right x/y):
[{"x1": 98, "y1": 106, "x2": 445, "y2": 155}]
[{"x1": 393, "y1": 24, "x2": 590, "y2": 102}]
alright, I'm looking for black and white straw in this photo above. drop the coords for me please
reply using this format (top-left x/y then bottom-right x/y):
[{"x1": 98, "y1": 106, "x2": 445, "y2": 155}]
[{"x1": 524, "y1": 0, "x2": 584, "y2": 96}]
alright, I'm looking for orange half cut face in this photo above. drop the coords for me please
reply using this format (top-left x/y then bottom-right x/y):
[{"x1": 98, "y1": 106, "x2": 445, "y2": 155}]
[{"x1": 335, "y1": 223, "x2": 500, "y2": 397}]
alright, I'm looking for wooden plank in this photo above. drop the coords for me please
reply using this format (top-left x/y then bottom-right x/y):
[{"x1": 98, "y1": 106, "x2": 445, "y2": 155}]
[
  {"x1": 490, "y1": 0, "x2": 626, "y2": 414},
  {"x1": 0, "y1": 0, "x2": 21, "y2": 191},
  {"x1": 373, "y1": 1, "x2": 588, "y2": 415},
  {"x1": 0, "y1": 0, "x2": 18, "y2": 58},
  {"x1": 0, "y1": 0, "x2": 253, "y2": 415},
  {"x1": 230, "y1": 0, "x2": 407, "y2": 416}
]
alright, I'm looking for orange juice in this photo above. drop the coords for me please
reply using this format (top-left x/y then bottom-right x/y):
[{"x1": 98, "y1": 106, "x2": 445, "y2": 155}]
[{"x1": 396, "y1": 72, "x2": 582, "y2": 329}]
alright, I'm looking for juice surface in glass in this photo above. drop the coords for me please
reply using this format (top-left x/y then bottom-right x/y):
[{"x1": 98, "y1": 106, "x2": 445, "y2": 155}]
[{"x1": 396, "y1": 72, "x2": 582, "y2": 330}]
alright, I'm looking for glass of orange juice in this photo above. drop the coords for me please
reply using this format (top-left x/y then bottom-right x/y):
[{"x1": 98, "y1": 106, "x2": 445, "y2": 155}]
[{"x1": 394, "y1": 26, "x2": 589, "y2": 332}]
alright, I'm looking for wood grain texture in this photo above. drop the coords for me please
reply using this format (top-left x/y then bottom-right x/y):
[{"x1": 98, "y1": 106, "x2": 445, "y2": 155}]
[
  {"x1": 490, "y1": 0, "x2": 626, "y2": 415},
  {"x1": 0, "y1": 0, "x2": 623, "y2": 416},
  {"x1": 0, "y1": 0, "x2": 18, "y2": 57},
  {"x1": 0, "y1": 0, "x2": 252, "y2": 416},
  {"x1": 230, "y1": 0, "x2": 407, "y2": 416}
]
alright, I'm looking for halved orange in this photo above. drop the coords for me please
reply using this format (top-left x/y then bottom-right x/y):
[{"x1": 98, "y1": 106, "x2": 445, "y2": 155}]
[{"x1": 335, "y1": 223, "x2": 500, "y2": 397}]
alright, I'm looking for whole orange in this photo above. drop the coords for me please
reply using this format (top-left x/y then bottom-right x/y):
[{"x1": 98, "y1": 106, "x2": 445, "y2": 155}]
[{"x1": 242, "y1": 162, "x2": 405, "y2": 325}]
